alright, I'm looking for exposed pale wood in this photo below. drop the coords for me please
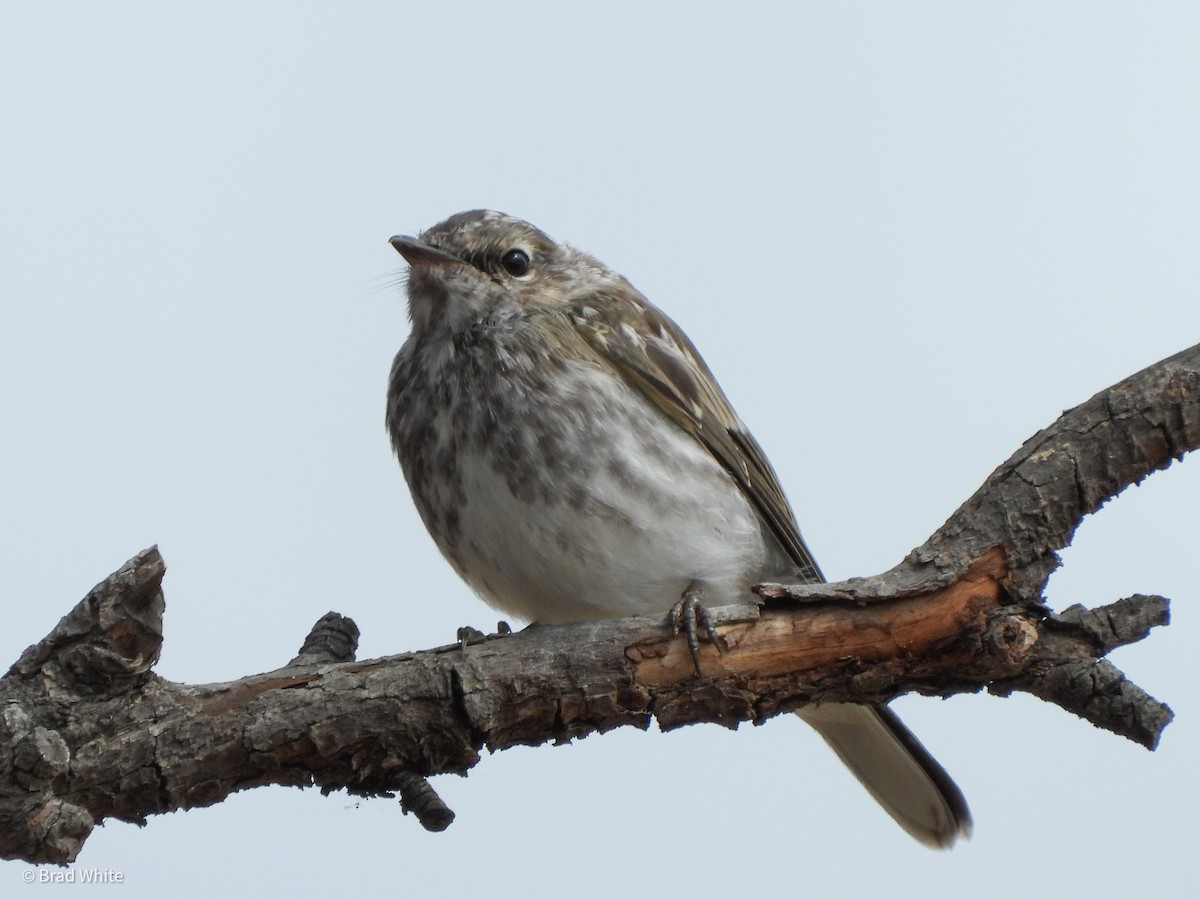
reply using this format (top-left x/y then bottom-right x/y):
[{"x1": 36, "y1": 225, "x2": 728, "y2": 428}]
[{"x1": 631, "y1": 550, "x2": 1007, "y2": 685}]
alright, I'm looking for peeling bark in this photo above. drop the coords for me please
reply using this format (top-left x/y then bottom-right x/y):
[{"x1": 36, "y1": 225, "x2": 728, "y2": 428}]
[{"x1": 1, "y1": 342, "x2": 1196, "y2": 865}]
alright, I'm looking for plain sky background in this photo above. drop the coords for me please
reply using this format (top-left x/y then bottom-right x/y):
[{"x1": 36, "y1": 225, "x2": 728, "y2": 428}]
[{"x1": 3, "y1": 3, "x2": 1198, "y2": 898}]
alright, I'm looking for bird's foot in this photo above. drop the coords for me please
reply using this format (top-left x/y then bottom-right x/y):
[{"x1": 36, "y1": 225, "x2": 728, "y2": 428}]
[
  {"x1": 669, "y1": 582, "x2": 724, "y2": 675},
  {"x1": 456, "y1": 621, "x2": 512, "y2": 651}
]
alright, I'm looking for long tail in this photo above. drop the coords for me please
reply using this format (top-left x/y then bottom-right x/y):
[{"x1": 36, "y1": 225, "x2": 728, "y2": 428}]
[{"x1": 798, "y1": 702, "x2": 972, "y2": 848}]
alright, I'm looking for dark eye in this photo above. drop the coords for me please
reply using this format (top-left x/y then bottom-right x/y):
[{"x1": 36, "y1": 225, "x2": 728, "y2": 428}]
[{"x1": 500, "y1": 248, "x2": 531, "y2": 277}]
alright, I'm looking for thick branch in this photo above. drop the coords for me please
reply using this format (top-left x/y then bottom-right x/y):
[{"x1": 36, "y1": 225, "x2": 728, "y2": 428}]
[
  {"x1": 761, "y1": 342, "x2": 1200, "y2": 604},
  {"x1": 1, "y1": 343, "x2": 1195, "y2": 864},
  {"x1": 921, "y1": 342, "x2": 1198, "y2": 598}
]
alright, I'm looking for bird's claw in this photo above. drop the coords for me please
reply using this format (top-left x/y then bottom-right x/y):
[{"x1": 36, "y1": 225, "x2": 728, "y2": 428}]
[
  {"x1": 456, "y1": 621, "x2": 512, "y2": 651},
  {"x1": 669, "y1": 583, "x2": 724, "y2": 675},
  {"x1": 456, "y1": 626, "x2": 486, "y2": 650}
]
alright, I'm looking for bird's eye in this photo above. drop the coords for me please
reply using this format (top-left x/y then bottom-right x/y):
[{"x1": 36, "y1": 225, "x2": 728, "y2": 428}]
[{"x1": 500, "y1": 248, "x2": 531, "y2": 277}]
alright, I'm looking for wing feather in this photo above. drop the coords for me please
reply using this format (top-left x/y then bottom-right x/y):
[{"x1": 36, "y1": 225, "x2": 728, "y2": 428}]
[{"x1": 567, "y1": 291, "x2": 823, "y2": 583}]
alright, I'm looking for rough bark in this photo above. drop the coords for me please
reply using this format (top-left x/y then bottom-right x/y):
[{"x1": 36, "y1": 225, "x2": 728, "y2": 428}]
[{"x1": 1, "y1": 343, "x2": 1196, "y2": 865}]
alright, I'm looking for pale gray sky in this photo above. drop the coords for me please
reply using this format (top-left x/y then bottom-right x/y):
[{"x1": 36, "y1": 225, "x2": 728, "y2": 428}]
[{"x1": 2, "y1": 3, "x2": 1198, "y2": 898}]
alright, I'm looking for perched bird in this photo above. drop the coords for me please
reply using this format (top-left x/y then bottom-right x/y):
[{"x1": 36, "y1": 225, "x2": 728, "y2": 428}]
[{"x1": 386, "y1": 210, "x2": 971, "y2": 848}]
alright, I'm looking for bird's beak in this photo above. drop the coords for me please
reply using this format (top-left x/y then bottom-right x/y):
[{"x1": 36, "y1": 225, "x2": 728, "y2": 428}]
[{"x1": 389, "y1": 235, "x2": 463, "y2": 269}]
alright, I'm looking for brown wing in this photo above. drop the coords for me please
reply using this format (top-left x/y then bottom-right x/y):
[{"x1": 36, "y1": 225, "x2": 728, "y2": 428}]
[{"x1": 567, "y1": 290, "x2": 823, "y2": 584}]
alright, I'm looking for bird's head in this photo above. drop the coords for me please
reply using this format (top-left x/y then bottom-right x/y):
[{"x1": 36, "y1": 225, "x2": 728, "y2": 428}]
[{"x1": 391, "y1": 210, "x2": 621, "y2": 335}]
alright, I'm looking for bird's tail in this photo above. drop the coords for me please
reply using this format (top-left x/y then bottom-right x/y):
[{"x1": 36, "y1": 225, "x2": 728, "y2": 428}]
[{"x1": 798, "y1": 702, "x2": 972, "y2": 848}]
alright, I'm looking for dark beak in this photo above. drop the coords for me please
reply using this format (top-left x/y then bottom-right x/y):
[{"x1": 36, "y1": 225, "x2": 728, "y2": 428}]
[{"x1": 389, "y1": 235, "x2": 463, "y2": 269}]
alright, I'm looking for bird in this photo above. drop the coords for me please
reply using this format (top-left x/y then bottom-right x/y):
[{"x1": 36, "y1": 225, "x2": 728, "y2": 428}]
[{"x1": 386, "y1": 209, "x2": 971, "y2": 848}]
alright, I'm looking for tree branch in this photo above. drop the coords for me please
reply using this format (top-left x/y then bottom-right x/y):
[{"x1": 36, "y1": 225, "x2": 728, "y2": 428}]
[{"x1": 2, "y1": 343, "x2": 1196, "y2": 865}]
